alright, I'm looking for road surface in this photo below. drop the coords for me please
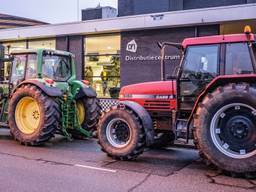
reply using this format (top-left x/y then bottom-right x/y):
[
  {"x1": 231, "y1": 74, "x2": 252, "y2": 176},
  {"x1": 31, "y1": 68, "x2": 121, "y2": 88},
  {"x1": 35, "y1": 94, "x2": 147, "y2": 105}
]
[{"x1": 0, "y1": 129, "x2": 255, "y2": 192}]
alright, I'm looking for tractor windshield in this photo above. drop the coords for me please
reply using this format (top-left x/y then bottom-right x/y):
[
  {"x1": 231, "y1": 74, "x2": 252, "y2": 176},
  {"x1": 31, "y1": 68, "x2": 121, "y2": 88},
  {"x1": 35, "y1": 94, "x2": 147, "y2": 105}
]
[
  {"x1": 182, "y1": 45, "x2": 219, "y2": 80},
  {"x1": 42, "y1": 54, "x2": 71, "y2": 81}
]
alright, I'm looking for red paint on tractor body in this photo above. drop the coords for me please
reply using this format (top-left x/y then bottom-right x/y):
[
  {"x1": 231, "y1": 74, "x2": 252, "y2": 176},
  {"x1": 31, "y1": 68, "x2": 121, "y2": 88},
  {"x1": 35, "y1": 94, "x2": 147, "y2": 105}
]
[
  {"x1": 119, "y1": 81, "x2": 177, "y2": 112},
  {"x1": 182, "y1": 33, "x2": 255, "y2": 48}
]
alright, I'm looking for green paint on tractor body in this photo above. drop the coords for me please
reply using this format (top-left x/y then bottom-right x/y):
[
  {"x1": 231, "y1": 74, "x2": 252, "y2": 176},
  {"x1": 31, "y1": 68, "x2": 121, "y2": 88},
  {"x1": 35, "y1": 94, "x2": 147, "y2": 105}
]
[{"x1": 0, "y1": 47, "x2": 99, "y2": 141}]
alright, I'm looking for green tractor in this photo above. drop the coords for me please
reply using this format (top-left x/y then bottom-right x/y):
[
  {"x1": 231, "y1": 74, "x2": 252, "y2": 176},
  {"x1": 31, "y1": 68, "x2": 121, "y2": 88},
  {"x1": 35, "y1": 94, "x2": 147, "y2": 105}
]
[{"x1": 0, "y1": 45, "x2": 101, "y2": 145}]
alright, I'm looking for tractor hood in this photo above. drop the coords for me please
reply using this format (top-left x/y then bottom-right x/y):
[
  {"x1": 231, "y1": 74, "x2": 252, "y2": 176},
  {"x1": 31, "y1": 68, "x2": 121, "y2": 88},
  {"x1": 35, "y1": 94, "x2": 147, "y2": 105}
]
[{"x1": 119, "y1": 81, "x2": 176, "y2": 99}]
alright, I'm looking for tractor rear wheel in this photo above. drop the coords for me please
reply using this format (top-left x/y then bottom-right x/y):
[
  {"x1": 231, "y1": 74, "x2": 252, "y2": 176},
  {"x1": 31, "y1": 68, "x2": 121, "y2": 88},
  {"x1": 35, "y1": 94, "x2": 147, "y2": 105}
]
[
  {"x1": 97, "y1": 106, "x2": 146, "y2": 160},
  {"x1": 69, "y1": 97, "x2": 101, "y2": 139},
  {"x1": 194, "y1": 83, "x2": 256, "y2": 177},
  {"x1": 8, "y1": 84, "x2": 60, "y2": 145}
]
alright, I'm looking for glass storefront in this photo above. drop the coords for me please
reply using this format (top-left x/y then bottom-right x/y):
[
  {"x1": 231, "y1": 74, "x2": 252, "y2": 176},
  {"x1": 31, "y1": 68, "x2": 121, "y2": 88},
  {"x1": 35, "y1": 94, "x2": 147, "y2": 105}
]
[
  {"x1": 84, "y1": 35, "x2": 120, "y2": 98},
  {"x1": 28, "y1": 39, "x2": 56, "y2": 50},
  {"x1": 2, "y1": 41, "x2": 27, "y2": 54}
]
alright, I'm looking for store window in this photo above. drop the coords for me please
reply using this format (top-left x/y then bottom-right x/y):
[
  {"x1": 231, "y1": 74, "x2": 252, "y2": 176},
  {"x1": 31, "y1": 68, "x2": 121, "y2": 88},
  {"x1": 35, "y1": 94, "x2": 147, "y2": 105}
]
[
  {"x1": 28, "y1": 39, "x2": 56, "y2": 50},
  {"x1": 2, "y1": 41, "x2": 27, "y2": 54},
  {"x1": 84, "y1": 35, "x2": 120, "y2": 98}
]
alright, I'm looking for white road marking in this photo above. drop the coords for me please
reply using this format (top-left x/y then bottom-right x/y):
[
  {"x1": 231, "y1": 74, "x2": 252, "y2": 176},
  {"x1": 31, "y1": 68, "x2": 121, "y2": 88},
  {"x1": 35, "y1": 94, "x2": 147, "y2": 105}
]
[{"x1": 75, "y1": 164, "x2": 117, "y2": 173}]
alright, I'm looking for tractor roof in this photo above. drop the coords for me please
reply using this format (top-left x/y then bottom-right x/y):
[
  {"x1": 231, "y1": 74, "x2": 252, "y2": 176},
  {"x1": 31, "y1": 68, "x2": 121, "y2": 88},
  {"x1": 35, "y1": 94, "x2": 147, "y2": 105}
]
[
  {"x1": 11, "y1": 48, "x2": 74, "y2": 57},
  {"x1": 182, "y1": 33, "x2": 255, "y2": 48}
]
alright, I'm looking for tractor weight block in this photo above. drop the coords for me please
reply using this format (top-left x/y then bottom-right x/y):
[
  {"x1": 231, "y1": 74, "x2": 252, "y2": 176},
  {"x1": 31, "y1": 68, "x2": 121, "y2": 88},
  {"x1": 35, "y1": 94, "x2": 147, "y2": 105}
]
[{"x1": 119, "y1": 101, "x2": 155, "y2": 146}]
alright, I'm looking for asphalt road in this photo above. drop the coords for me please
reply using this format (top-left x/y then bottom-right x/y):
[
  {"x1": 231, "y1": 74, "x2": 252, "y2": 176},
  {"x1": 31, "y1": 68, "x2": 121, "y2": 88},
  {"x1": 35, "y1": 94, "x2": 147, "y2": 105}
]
[{"x1": 0, "y1": 129, "x2": 255, "y2": 192}]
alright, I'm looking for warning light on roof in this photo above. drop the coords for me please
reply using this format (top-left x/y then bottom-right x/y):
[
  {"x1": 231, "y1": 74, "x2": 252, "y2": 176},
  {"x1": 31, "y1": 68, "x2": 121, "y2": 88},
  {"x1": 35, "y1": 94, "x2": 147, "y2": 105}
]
[{"x1": 244, "y1": 25, "x2": 252, "y2": 34}]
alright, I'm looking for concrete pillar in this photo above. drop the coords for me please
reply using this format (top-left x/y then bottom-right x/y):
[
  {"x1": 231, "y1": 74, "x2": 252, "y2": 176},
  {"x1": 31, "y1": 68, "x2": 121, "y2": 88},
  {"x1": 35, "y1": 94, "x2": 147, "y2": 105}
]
[
  {"x1": 56, "y1": 35, "x2": 84, "y2": 80},
  {"x1": 68, "y1": 36, "x2": 84, "y2": 80}
]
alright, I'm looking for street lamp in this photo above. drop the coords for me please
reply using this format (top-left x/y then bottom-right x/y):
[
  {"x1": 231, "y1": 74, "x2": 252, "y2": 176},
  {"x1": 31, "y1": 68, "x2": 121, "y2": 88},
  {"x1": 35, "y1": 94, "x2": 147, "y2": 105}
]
[{"x1": 77, "y1": 0, "x2": 80, "y2": 21}]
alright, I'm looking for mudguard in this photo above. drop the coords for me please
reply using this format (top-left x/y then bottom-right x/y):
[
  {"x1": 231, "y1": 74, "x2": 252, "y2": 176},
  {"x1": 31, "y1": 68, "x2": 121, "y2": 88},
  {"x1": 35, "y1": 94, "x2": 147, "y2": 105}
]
[
  {"x1": 188, "y1": 74, "x2": 256, "y2": 127},
  {"x1": 13, "y1": 80, "x2": 63, "y2": 97},
  {"x1": 119, "y1": 100, "x2": 155, "y2": 146},
  {"x1": 75, "y1": 86, "x2": 97, "y2": 99}
]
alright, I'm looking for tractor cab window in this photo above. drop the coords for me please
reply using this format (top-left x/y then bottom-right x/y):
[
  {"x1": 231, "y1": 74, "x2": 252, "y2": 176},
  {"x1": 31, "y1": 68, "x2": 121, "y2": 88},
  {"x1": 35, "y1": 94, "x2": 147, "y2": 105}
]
[
  {"x1": 11, "y1": 54, "x2": 38, "y2": 86},
  {"x1": 26, "y1": 54, "x2": 37, "y2": 79},
  {"x1": 11, "y1": 54, "x2": 26, "y2": 85},
  {"x1": 42, "y1": 54, "x2": 71, "y2": 81},
  {"x1": 225, "y1": 43, "x2": 253, "y2": 75},
  {"x1": 182, "y1": 45, "x2": 219, "y2": 81},
  {"x1": 252, "y1": 42, "x2": 256, "y2": 59},
  {"x1": 179, "y1": 44, "x2": 219, "y2": 108}
]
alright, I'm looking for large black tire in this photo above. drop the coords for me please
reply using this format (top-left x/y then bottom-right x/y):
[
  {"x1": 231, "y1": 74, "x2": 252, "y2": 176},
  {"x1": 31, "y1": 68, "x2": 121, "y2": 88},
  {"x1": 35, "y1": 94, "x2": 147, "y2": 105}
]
[
  {"x1": 79, "y1": 97, "x2": 101, "y2": 131},
  {"x1": 8, "y1": 84, "x2": 60, "y2": 145},
  {"x1": 150, "y1": 131, "x2": 175, "y2": 149},
  {"x1": 194, "y1": 83, "x2": 256, "y2": 177},
  {"x1": 97, "y1": 106, "x2": 146, "y2": 160},
  {"x1": 69, "y1": 97, "x2": 101, "y2": 139}
]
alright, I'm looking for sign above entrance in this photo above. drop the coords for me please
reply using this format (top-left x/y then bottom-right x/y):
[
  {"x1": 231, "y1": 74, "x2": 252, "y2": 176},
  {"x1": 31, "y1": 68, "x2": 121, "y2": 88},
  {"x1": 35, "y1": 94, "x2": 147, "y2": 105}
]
[{"x1": 126, "y1": 40, "x2": 137, "y2": 53}]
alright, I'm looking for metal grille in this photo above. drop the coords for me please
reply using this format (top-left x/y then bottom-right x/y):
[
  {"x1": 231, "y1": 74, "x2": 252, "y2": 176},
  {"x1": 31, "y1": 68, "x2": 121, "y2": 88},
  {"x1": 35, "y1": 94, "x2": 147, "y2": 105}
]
[
  {"x1": 144, "y1": 100, "x2": 171, "y2": 111},
  {"x1": 99, "y1": 99, "x2": 119, "y2": 111}
]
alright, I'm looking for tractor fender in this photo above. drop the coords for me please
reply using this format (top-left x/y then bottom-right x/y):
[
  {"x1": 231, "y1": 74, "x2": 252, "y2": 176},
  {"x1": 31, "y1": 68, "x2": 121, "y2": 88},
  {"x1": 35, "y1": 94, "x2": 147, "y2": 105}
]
[
  {"x1": 74, "y1": 86, "x2": 97, "y2": 99},
  {"x1": 188, "y1": 74, "x2": 256, "y2": 127},
  {"x1": 13, "y1": 80, "x2": 63, "y2": 97},
  {"x1": 119, "y1": 100, "x2": 155, "y2": 146}
]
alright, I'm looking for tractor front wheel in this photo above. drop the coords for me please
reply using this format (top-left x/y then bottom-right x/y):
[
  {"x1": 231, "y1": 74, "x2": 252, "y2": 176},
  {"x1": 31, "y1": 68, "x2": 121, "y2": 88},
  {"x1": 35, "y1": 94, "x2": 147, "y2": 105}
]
[
  {"x1": 8, "y1": 84, "x2": 60, "y2": 145},
  {"x1": 97, "y1": 106, "x2": 146, "y2": 160},
  {"x1": 194, "y1": 83, "x2": 256, "y2": 177}
]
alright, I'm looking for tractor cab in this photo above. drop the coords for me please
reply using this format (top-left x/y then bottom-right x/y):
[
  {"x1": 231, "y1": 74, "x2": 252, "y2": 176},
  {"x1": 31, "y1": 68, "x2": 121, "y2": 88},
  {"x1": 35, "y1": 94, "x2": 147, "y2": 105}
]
[
  {"x1": 9, "y1": 49, "x2": 75, "y2": 92},
  {"x1": 178, "y1": 29, "x2": 256, "y2": 114}
]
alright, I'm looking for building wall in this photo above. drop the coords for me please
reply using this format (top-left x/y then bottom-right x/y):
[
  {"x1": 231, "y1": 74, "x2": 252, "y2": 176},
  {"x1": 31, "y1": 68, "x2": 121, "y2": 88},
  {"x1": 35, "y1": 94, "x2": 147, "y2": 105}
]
[
  {"x1": 120, "y1": 25, "x2": 219, "y2": 86},
  {"x1": 69, "y1": 36, "x2": 84, "y2": 80},
  {"x1": 118, "y1": 0, "x2": 251, "y2": 16},
  {"x1": 183, "y1": 0, "x2": 246, "y2": 9},
  {"x1": 82, "y1": 8, "x2": 102, "y2": 21},
  {"x1": 56, "y1": 36, "x2": 84, "y2": 79}
]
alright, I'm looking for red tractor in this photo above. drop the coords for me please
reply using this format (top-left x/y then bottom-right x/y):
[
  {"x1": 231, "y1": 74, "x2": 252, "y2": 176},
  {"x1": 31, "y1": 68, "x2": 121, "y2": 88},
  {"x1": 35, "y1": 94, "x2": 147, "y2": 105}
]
[{"x1": 97, "y1": 26, "x2": 256, "y2": 177}]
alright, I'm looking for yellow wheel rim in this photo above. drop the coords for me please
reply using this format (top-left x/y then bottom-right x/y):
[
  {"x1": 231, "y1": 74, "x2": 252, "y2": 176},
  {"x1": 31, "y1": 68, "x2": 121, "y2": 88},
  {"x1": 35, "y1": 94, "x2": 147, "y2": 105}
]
[
  {"x1": 76, "y1": 101, "x2": 85, "y2": 125},
  {"x1": 15, "y1": 96, "x2": 41, "y2": 134}
]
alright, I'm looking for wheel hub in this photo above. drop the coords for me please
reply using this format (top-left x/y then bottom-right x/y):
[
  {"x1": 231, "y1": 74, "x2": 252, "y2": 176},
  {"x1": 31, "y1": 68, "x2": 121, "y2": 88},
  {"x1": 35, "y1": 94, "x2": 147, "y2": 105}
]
[
  {"x1": 32, "y1": 111, "x2": 40, "y2": 120},
  {"x1": 114, "y1": 123, "x2": 130, "y2": 142},
  {"x1": 106, "y1": 118, "x2": 131, "y2": 148},
  {"x1": 229, "y1": 117, "x2": 250, "y2": 139}
]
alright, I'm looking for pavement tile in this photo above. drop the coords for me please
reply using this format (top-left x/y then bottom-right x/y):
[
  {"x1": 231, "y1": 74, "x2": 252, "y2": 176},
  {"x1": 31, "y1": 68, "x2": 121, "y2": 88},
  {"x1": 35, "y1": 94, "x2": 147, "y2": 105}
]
[{"x1": 210, "y1": 175, "x2": 255, "y2": 189}]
